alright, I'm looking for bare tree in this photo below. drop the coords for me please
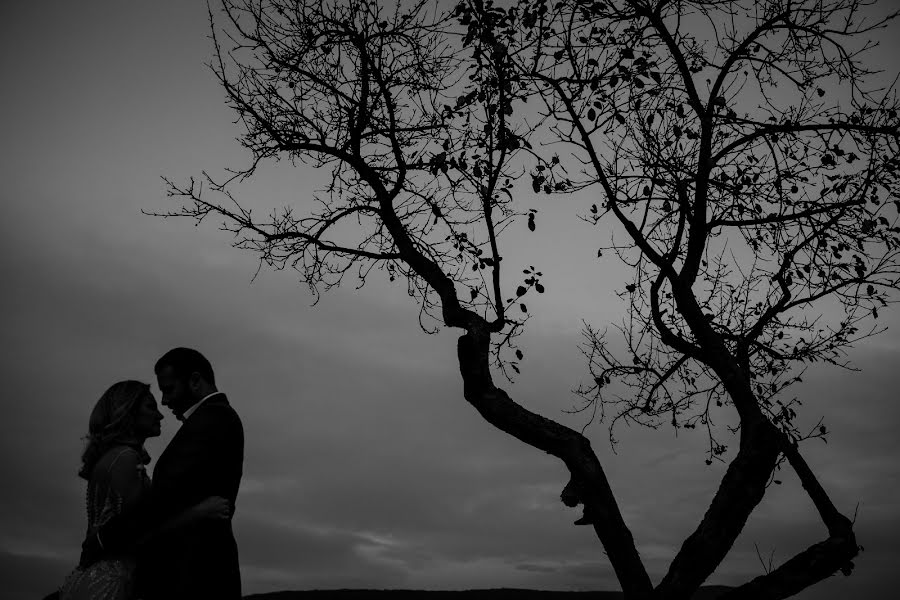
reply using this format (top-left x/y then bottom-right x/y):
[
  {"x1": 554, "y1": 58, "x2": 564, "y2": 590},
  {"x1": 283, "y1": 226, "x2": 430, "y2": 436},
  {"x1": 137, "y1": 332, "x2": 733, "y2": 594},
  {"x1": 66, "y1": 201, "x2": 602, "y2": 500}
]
[{"x1": 157, "y1": 0, "x2": 899, "y2": 599}]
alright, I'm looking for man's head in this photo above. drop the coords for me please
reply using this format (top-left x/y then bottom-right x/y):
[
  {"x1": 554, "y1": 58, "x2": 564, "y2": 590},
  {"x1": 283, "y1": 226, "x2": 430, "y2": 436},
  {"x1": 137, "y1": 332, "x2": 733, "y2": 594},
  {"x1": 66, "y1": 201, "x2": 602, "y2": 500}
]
[{"x1": 154, "y1": 347, "x2": 217, "y2": 419}]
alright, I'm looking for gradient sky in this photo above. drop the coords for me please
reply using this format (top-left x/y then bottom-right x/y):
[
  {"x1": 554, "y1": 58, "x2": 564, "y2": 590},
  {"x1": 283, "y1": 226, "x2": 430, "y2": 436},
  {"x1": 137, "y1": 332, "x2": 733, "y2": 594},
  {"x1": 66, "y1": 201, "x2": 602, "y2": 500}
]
[{"x1": 2, "y1": 2, "x2": 899, "y2": 599}]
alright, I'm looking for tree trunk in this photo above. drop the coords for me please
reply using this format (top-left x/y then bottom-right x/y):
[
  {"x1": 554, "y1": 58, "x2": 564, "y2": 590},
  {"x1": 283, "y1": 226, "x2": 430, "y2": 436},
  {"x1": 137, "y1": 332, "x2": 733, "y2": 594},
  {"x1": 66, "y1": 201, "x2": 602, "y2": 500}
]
[
  {"x1": 456, "y1": 329, "x2": 655, "y2": 599},
  {"x1": 654, "y1": 418, "x2": 781, "y2": 599}
]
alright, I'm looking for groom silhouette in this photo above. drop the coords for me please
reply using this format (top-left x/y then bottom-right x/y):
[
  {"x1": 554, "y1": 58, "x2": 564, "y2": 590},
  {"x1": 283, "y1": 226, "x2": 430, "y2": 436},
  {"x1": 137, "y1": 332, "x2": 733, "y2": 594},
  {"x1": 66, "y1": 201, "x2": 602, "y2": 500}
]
[{"x1": 81, "y1": 348, "x2": 244, "y2": 599}]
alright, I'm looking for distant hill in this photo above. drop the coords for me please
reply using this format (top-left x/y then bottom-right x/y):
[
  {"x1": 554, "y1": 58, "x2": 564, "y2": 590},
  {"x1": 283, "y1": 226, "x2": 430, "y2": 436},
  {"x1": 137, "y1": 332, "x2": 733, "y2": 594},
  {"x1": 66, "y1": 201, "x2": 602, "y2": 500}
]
[{"x1": 245, "y1": 587, "x2": 733, "y2": 600}]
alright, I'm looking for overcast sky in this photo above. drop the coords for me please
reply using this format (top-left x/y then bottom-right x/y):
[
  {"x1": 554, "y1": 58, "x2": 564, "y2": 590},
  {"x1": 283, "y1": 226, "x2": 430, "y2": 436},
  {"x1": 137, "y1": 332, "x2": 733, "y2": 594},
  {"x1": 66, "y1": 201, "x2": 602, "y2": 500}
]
[{"x1": 2, "y1": 2, "x2": 899, "y2": 599}]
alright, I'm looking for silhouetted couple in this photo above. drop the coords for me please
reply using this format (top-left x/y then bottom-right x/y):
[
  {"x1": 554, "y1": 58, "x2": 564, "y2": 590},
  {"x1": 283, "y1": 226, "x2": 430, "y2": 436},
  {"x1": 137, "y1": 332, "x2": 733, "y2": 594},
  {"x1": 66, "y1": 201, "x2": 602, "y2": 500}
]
[{"x1": 59, "y1": 348, "x2": 244, "y2": 600}]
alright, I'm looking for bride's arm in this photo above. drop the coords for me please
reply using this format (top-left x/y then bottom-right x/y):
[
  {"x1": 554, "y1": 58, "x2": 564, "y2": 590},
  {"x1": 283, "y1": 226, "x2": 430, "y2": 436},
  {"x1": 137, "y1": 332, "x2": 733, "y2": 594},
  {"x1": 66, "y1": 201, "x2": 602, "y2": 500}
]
[
  {"x1": 79, "y1": 448, "x2": 151, "y2": 566},
  {"x1": 108, "y1": 447, "x2": 148, "y2": 513}
]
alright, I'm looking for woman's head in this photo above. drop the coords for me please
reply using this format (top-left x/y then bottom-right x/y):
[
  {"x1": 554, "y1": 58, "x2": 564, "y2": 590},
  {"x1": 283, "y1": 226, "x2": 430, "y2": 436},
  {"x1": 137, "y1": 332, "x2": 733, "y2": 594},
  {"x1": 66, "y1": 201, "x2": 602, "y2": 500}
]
[{"x1": 78, "y1": 380, "x2": 162, "y2": 480}]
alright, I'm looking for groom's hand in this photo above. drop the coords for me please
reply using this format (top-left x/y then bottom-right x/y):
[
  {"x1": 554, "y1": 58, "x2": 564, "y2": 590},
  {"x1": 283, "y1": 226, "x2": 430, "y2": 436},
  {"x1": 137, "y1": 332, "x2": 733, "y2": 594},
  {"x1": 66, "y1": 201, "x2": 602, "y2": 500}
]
[{"x1": 194, "y1": 495, "x2": 233, "y2": 520}]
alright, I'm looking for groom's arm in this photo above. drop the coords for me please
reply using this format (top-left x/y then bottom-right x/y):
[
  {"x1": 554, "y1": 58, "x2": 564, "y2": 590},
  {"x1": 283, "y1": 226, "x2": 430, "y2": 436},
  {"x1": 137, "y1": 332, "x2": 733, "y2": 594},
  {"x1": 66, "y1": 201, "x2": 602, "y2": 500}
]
[{"x1": 80, "y1": 495, "x2": 230, "y2": 567}]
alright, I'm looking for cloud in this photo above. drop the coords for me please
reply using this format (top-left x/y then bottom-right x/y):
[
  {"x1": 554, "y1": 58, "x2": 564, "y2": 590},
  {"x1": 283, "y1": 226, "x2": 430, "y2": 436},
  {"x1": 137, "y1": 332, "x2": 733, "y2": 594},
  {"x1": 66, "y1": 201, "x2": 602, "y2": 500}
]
[
  {"x1": 515, "y1": 563, "x2": 558, "y2": 574},
  {"x1": 236, "y1": 515, "x2": 409, "y2": 592}
]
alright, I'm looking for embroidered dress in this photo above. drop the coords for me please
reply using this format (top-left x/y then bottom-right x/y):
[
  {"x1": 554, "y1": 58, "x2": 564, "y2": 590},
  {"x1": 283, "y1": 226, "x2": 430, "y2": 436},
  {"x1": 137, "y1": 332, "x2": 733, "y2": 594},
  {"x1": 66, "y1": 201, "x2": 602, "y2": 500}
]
[{"x1": 60, "y1": 447, "x2": 150, "y2": 600}]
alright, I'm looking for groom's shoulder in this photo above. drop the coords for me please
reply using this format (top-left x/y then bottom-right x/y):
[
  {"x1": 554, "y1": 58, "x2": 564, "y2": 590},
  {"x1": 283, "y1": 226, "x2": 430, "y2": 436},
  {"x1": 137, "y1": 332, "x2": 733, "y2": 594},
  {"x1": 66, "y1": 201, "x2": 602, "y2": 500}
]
[
  {"x1": 196, "y1": 394, "x2": 243, "y2": 429},
  {"x1": 212, "y1": 394, "x2": 241, "y2": 418}
]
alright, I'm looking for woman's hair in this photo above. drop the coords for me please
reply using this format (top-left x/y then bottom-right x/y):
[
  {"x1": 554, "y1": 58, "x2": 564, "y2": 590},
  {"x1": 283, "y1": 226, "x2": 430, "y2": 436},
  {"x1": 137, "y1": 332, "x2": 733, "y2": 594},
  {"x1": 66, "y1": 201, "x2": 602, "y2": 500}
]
[{"x1": 78, "y1": 380, "x2": 152, "y2": 480}]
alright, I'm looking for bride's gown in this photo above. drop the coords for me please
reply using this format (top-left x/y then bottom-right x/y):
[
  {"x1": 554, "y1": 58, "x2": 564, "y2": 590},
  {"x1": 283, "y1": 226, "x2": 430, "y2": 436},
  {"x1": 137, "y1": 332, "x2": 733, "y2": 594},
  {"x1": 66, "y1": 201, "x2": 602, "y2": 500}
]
[{"x1": 60, "y1": 445, "x2": 150, "y2": 600}]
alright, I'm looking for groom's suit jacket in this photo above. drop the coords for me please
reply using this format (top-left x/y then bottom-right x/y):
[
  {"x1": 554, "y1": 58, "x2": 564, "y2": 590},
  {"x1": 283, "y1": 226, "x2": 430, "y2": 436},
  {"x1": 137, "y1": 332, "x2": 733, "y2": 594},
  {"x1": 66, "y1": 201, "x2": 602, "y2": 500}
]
[
  {"x1": 143, "y1": 392, "x2": 244, "y2": 599},
  {"x1": 94, "y1": 393, "x2": 244, "y2": 600}
]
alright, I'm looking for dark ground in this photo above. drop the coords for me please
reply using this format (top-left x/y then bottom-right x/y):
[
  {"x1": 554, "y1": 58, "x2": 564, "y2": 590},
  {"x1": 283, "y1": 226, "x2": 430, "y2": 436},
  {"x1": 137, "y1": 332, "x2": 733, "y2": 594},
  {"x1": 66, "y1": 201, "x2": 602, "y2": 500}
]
[
  {"x1": 245, "y1": 587, "x2": 733, "y2": 599},
  {"x1": 43, "y1": 585, "x2": 734, "y2": 599}
]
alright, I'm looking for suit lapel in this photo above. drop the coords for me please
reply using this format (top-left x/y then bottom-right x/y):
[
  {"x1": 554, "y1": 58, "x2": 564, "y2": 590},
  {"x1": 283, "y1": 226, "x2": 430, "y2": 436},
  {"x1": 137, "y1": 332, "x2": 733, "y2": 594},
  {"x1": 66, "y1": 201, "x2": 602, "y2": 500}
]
[{"x1": 153, "y1": 394, "x2": 230, "y2": 479}]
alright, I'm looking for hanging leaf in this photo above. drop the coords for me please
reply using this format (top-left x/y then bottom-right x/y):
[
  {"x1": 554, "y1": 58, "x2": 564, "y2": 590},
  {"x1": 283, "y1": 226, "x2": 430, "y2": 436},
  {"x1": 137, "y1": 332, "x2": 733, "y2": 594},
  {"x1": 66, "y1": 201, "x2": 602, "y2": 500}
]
[
  {"x1": 535, "y1": 283, "x2": 545, "y2": 293},
  {"x1": 515, "y1": 349, "x2": 524, "y2": 360}
]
